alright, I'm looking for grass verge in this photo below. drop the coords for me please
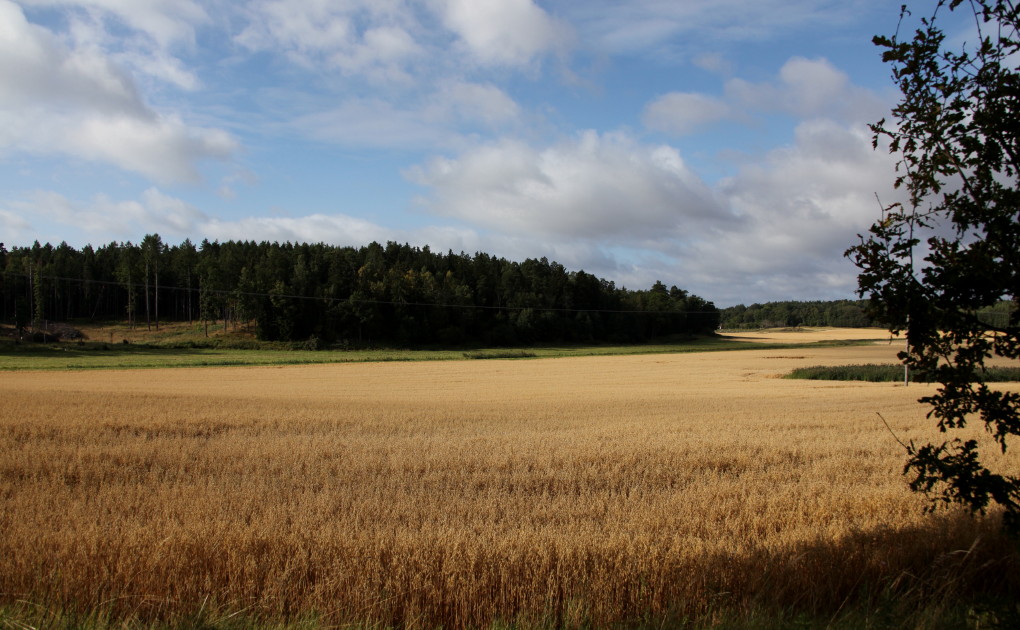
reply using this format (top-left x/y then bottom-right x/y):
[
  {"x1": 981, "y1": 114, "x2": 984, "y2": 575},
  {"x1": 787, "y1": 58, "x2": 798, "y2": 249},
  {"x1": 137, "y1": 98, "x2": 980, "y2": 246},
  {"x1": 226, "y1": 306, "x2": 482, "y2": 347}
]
[
  {"x1": 463, "y1": 350, "x2": 538, "y2": 359},
  {"x1": 785, "y1": 364, "x2": 1020, "y2": 383},
  {"x1": 0, "y1": 336, "x2": 880, "y2": 371}
]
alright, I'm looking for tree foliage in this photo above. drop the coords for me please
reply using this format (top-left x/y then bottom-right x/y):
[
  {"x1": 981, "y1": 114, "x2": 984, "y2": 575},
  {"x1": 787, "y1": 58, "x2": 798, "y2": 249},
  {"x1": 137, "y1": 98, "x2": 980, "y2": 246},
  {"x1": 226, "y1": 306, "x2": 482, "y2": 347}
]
[{"x1": 847, "y1": 0, "x2": 1020, "y2": 530}]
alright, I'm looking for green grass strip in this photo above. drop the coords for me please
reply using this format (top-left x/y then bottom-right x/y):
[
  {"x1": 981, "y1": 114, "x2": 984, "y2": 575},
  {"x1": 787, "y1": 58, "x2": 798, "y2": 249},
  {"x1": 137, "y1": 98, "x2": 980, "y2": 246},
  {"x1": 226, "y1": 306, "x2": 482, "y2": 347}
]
[
  {"x1": 786, "y1": 364, "x2": 1020, "y2": 383},
  {"x1": 0, "y1": 337, "x2": 881, "y2": 371}
]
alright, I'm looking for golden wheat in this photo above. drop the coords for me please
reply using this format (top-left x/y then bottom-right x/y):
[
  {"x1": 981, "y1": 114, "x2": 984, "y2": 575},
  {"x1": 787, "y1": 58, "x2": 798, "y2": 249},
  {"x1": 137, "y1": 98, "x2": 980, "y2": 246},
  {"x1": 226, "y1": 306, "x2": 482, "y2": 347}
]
[{"x1": 1, "y1": 333, "x2": 1016, "y2": 627}]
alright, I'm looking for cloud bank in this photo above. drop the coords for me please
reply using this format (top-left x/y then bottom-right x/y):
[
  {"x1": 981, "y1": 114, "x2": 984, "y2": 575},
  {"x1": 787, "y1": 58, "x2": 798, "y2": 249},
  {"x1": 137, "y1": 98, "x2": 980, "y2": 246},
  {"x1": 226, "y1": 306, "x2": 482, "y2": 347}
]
[{"x1": 1, "y1": 0, "x2": 906, "y2": 306}]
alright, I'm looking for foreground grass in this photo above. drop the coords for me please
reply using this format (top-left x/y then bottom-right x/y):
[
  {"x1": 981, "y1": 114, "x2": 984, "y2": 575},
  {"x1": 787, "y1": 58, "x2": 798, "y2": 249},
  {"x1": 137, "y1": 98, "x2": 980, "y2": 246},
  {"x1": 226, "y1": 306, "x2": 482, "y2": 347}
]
[
  {"x1": 2, "y1": 598, "x2": 1018, "y2": 630},
  {"x1": 786, "y1": 364, "x2": 1020, "y2": 383}
]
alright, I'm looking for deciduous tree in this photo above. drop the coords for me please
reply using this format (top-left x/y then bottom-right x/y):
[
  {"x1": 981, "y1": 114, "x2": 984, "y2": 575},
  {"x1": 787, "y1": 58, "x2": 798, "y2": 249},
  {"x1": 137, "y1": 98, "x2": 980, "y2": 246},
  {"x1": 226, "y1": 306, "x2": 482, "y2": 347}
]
[{"x1": 847, "y1": 0, "x2": 1020, "y2": 531}]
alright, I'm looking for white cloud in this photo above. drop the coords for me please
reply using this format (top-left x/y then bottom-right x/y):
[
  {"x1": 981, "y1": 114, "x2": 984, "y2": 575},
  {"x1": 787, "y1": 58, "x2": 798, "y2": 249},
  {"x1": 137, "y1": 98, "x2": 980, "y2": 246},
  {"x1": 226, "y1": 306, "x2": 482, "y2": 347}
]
[
  {"x1": 641, "y1": 56, "x2": 891, "y2": 143},
  {"x1": 725, "y1": 57, "x2": 886, "y2": 123},
  {"x1": 236, "y1": 0, "x2": 424, "y2": 82},
  {"x1": 689, "y1": 119, "x2": 903, "y2": 304},
  {"x1": 236, "y1": 0, "x2": 570, "y2": 78},
  {"x1": 642, "y1": 92, "x2": 733, "y2": 136},
  {"x1": 407, "y1": 130, "x2": 730, "y2": 240},
  {"x1": 7, "y1": 187, "x2": 211, "y2": 240},
  {"x1": 20, "y1": 0, "x2": 206, "y2": 90},
  {"x1": 404, "y1": 115, "x2": 904, "y2": 304},
  {"x1": 0, "y1": 0, "x2": 236, "y2": 183},
  {"x1": 0, "y1": 1, "x2": 144, "y2": 114},
  {"x1": 434, "y1": 0, "x2": 571, "y2": 68},
  {"x1": 65, "y1": 115, "x2": 236, "y2": 184}
]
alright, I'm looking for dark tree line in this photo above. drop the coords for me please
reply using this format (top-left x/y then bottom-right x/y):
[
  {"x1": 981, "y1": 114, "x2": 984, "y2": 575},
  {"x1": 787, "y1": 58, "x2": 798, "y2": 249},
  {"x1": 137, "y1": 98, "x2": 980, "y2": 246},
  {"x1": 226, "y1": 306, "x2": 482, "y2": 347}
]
[
  {"x1": 0, "y1": 237, "x2": 719, "y2": 346},
  {"x1": 720, "y1": 300, "x2": 877, "y2": 329}
]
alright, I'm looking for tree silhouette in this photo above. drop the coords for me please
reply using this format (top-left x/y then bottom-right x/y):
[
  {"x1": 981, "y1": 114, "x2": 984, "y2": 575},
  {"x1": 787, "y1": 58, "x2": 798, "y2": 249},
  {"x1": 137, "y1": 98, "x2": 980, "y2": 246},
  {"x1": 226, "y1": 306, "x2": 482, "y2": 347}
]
[{"x1": 848, "y1": 0, "x2": 1020, "y2": 531}]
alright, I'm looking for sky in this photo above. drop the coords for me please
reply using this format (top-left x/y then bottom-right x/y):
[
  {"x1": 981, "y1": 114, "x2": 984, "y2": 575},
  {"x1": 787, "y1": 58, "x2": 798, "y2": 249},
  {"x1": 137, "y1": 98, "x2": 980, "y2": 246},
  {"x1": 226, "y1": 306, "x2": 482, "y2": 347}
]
[{"x1": 0, "y1": 0, "x2": 961, "y2": 306}]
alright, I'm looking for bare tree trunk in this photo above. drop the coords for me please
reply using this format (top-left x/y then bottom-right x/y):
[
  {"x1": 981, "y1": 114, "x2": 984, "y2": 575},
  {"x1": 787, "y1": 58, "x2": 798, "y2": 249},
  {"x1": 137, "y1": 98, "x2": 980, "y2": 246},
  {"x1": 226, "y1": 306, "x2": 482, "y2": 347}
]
[{"x1": 144, "y1": 259, "x2": 151, "y2": 331}]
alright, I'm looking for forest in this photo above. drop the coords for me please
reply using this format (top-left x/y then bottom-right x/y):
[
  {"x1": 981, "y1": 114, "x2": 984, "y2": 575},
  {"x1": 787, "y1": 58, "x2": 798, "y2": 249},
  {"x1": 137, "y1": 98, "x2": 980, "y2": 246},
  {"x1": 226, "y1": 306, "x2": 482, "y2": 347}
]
[
  {"x1": 719, "y1": 299, "x2": 1016, "y2": 331},
  {"x1": 719, "y1": 300, "x2": 875, "y2": 329},
  {"x1": 0, "y1": 237, "x2": 720, "y2": 346}
]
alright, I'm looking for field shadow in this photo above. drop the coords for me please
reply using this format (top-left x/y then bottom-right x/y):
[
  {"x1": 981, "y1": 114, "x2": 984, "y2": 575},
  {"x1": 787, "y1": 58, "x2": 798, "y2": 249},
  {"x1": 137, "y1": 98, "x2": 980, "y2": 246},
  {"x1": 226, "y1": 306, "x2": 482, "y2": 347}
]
[
  {"x1": 695, "y1": 510, "x2": 1020, "y2": 624},
  {"x1": 4, "y1": 510, "x2": 1017, "y2": 629}
]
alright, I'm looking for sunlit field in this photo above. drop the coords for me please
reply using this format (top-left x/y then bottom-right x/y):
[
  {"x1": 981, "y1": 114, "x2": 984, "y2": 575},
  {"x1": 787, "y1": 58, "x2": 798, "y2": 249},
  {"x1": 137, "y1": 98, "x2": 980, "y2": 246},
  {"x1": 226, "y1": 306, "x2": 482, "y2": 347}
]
[
  {"x1": 1, "y1": 331, "x2": 1017, "y2": 628},
  {"x1": 719, "y1": 327, "x2": 902, "y2": 344}
]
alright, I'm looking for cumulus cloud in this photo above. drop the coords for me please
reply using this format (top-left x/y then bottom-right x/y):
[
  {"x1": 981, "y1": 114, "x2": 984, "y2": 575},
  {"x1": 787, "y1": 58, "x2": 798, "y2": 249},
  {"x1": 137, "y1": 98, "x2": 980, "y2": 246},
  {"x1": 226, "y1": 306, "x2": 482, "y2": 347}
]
[
  {"x1": 20, "y1": 0, "x2": 207, "y2": 89},
  {"x1": 236, "y1": 0, "x2": 572, "y2": 80},
  {"x1": 407, "y1": 130, "x2": 731, "y2": 241},
  {"x1": 642, "y1": 92, "x2": 733, "y2": 136},
  {"x1": 0, "y1": 0, "x2": 236, "y2": 183},
  {"x1": 434, "y1": 0, "x2": 571, "y2": 67},
  {"x1": 725, "y1": 56, "x2": 886, "y2": 123},
  {"x1": 0, "y1": 1, "x2": 144, "y2": 114},
  {"x1": 236, "y1": 0, "x2": 425, "y2": 82},
  {"x1": 682, "y1": 119, "x2": 902, "y2": 304},
  {"x1": 66, "y1": 115, "x2": 235, "y2": 183},
  {"x1": 405, "y1": 115, "x2": 903, "y2": 304},
  {"x1": 642, "y1": 56, "x2": 889, "y2": 142}
]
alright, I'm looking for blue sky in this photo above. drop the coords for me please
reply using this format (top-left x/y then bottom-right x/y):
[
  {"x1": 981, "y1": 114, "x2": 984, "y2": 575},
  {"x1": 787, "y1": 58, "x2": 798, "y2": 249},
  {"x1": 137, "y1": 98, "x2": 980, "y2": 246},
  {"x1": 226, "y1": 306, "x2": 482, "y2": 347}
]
[{"x1": 0, "y1": 0, "x2": 956, "y2": 305}]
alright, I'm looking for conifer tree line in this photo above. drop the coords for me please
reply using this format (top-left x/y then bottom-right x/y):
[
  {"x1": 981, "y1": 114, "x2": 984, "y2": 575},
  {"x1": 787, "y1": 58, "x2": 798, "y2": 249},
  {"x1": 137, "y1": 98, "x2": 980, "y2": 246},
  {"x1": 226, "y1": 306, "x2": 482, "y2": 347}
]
[{"x1": 0, "y1": 237, "x2": 720, "y2": 346}]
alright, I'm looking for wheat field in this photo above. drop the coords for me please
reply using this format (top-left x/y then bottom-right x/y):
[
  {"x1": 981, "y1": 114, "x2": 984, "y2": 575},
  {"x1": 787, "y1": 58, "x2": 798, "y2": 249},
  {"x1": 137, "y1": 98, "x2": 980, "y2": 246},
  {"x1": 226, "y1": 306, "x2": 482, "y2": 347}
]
[{"x1": 1, "y1": 331, "x2": 1017, "y2": 627}]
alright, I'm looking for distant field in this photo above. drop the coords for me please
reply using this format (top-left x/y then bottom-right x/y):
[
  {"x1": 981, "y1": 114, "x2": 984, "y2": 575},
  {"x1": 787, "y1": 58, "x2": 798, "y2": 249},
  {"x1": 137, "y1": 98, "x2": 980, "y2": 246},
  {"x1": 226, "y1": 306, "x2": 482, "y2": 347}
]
[
  {"x1": 718, "y1": 326, "x2": 899, "y2": 344},
  {"x1": 2, "y1": 337, "x2": 1016, "y2": 628}
]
